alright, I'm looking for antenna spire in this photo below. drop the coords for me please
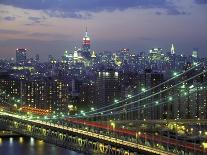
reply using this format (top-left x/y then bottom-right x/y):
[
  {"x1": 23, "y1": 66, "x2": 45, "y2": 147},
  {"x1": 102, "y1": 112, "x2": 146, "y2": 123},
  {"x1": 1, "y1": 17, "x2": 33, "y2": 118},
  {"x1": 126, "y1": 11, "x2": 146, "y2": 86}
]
[{"x1": 85, "y1": 26, "x2": 88, "y2": 37}]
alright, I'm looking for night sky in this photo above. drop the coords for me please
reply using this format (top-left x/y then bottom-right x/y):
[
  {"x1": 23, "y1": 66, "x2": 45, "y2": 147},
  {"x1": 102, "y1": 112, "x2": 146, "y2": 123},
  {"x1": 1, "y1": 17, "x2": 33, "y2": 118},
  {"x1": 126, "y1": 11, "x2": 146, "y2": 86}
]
[{"x1": 0, "y1": 0, "x2": 207, "y2": 60}]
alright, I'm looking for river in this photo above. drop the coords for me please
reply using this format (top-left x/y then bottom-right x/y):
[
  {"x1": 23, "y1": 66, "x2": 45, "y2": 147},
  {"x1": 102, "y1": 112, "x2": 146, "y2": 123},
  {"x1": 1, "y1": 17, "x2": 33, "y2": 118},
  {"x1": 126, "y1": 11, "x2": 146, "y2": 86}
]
[{"x1": 0, "y1": 136, "x2": 82, "y2": 155}]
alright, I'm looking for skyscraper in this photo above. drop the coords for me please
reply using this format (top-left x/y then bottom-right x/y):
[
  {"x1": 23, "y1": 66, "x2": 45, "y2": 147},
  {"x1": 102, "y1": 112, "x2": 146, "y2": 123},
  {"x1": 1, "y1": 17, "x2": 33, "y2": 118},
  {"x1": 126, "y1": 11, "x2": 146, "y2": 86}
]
[
  {"x1": 16, "y1": 48, "x2": 27, "y2": 63},
  {"x1": 82, "y1": 27, "x2": 91, "y2": 59},
  {"x1": 95, "y1": 71, "x2": 121, "y2": 108},
  {"x1": 171, "y1": 44, "x2": 175, "y2": 55},
  {"x1": 192, "y1": 49, "x2": 198, "y2": 58}
]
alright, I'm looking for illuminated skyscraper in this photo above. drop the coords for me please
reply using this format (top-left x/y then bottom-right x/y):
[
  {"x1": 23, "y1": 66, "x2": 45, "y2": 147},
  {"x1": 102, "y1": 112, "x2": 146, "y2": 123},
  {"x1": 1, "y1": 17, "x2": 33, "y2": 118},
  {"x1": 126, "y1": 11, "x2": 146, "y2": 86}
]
[
  {"x1": 192, "y1": 49, "x2": 198, "y2": 58},
  {"x1": 82, "y1": 27, "x2": 91, "y2": 59},
  {"x1": 95, "y1": 71, "x2": 121, "y2": 107},
  {"x1": 148, "y1": 48, "x2": 164, "y2": 61},
  {"x1": 82, "y1": 27, "x2": 91, "y2": 52},
  {"x1": 16, "y1": 48, "x2": 27, "y2": 63},
  {"x1": 171, "y1": 44, "x2": 175, "y2": 55}
]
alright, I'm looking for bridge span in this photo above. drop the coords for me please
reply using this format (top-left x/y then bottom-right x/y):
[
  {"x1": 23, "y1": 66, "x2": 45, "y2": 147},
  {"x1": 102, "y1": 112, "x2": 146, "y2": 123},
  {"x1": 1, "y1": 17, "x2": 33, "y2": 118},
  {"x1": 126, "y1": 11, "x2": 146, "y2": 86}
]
[
  {"x1": 0, "y1": 111, "x2": 206, "y2": 155},
  {"x1": 0, "y1": 111, "x2": 177, "y2": 155}
]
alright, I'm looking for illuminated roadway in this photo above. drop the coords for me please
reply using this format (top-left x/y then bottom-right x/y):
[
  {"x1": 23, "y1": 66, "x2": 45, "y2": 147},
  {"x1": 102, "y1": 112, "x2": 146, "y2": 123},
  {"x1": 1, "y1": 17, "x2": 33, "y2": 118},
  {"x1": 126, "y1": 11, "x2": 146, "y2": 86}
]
[{"x1": 0, "y1": 111, "x2": 176, "y2": 155}]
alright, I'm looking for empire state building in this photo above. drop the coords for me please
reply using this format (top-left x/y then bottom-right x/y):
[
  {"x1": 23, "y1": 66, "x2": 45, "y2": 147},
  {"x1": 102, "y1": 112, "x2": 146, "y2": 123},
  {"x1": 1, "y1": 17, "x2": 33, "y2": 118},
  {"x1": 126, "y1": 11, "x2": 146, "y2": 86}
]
[{"x1": 82, "y1": 27, "x2": 91, "y2": 52}]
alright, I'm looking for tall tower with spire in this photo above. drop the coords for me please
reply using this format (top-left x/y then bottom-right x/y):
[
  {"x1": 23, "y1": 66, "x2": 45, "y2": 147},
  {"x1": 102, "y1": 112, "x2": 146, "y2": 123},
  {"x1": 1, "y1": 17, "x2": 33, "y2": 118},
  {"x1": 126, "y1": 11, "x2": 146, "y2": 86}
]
[
  {"x1": 171, "y1": 44, "x2": 175, "y2": 55},
  {"x1": 82, "y1": 27, "x2": 91, "y2": 52}
]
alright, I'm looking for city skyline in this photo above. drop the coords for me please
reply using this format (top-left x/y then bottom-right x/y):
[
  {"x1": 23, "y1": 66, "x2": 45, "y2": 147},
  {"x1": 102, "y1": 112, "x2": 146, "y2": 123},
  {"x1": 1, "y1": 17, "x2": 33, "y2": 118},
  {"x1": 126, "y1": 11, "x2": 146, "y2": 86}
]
[
  {"x1": 0, "y1": 1, "x2": 207, "y2": 155},
  {"x1": 0, "y1": 0, "x2": 207, "y2": 60}
]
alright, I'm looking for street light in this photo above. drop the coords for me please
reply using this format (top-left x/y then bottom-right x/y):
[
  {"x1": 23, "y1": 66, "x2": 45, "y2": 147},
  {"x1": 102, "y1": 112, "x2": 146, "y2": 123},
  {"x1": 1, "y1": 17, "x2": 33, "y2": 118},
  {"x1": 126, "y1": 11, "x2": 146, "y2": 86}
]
[
  {"x1": 181, "y1": 84, "x2": 186, "y2": 89},
  {"x1": 110, "y1": 122, "x2": 115, "y2": 129},
  {"x1": 202, "y1": 142, "x2": 207, "y2": 149},
  {"x1": 189, "y1": 85, "x2": 194, "y2": 89},
  {"x1": 14, "y1": 104, "x2": 17, "y2": 108},
  {"x1": 173, "y1": 72, "x2": 178, "y2": 77},
  {"x1": 141, "y1": 88, "x2": 146, "y2": 92},
  {"x1": 127, "y1": 94, "x2": 132, "y2": 98},
  {"x1": 168, "y1": 96, "x2": 173, "y2": 101}
]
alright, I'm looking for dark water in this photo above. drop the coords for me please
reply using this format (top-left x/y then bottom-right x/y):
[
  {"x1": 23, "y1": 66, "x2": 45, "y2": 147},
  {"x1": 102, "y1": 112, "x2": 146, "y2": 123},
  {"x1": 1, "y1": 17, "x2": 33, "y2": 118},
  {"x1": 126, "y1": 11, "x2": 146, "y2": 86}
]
[{"x1": 0, "y1": 137, "x2": 82, "y2": 155}]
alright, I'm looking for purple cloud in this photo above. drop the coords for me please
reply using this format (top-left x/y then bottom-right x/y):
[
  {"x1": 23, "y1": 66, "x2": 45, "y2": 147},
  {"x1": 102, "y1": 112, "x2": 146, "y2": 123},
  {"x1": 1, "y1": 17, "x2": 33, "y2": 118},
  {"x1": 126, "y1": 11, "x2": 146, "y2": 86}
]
[
  {"x1": 0, "y1": 0, "x2": 186, "y2": 18},
  {"x1": 0, "y1": 29, "x2": 21, "y2": 34},
  {"x1": 4, "y1": 16, "x2": 16, "y2": 21},
  {"x1": 194, "y1": 0, "x2": 207, "y2": 4}
]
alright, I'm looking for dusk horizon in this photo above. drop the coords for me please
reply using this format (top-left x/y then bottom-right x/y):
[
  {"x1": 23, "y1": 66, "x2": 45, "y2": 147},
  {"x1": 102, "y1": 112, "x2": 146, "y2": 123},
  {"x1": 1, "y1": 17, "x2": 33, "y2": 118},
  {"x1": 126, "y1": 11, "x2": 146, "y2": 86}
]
[
  {"x1": 0, "y1": 0, "x2": 207, "y2": 60},
  {"x1": 0, "y1": 1, "x2": 207, "y2": 155}
]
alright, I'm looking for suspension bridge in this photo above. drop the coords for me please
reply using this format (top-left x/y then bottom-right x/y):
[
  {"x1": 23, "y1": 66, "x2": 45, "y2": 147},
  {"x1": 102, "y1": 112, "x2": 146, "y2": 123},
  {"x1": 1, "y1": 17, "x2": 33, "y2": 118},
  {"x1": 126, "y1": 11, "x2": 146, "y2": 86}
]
[{"x1": 0, "y1": 60, "x2": 207, "y2": 154}]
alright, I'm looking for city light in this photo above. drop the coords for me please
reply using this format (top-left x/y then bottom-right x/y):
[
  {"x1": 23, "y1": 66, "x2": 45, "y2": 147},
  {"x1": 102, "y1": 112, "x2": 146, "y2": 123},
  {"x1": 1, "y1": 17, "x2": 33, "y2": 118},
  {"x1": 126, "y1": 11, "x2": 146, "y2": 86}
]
[
  {"x1": 0, "y1": 7, "x2": 206, "y2": 155},
  {"x1": 173, "y1": 72, "x2": 178, "y2": 77},
  {"x1": 189, "y1": 85, "x2": 194, "y2": 89},
  {"x1": 202, "y1": 142, "x2": 207, "y2": 149},
  {"x1": 141, "y1": 88, "x2": 146, "y2": 92},
  {"x1": 181, "y1": 84, "x2": 186, "y2": 89},
  {"x1": 168, "y1": 96, "x2": 173, "y2": 101},
  {"x1": 114, "y1": 99, "x2": 118, "y2": 103},
  {"x1": 127, "y1": 94, "x2": 132, "y2": 98},
  {"x1": 110, "y1": 122, "x2": 116, "y2": 129}
]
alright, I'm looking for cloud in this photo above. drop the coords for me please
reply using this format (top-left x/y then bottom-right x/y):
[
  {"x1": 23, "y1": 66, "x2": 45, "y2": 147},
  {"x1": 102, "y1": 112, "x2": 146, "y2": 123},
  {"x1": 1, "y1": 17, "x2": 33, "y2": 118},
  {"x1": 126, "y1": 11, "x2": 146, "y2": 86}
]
[
  {"x1": 28, "y1": 32, "x2": 71, "y2": 39},
  {"x1": 166, "y1": 8, "x2": 189, "y2": 15},
  {"x1": 44, "y1": 10, "x2": 92, "y2": 19},
  {"x1": 0, "y1": 29, "x2": 22, "y2": 34},
  {"x1": 0, "y1": 0, "x2": 186, "y2": 18},
  {"x1": 25, "y1": 16, "x2": 47, "y2": 25},
  {"x1": 194, "y1": 0, "x2": 207, "y2": 4},
  {"x1": 28, "y1": 16, "x2": 44, "y2": 23},
  {"x1": 0, "y1": 10, "x2": 8, "y2": 14},
  {"x1": 3, "y1": 16, "x2": 16, "y2": 21}
]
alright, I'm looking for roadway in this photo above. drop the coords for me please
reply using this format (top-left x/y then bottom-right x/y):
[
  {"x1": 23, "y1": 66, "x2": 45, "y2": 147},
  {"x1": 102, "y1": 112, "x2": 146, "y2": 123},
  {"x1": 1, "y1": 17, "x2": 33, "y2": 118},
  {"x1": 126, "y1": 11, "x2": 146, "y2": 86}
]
[{"x1": 0, "y1": 111, "x2": 175, "y2": 155}]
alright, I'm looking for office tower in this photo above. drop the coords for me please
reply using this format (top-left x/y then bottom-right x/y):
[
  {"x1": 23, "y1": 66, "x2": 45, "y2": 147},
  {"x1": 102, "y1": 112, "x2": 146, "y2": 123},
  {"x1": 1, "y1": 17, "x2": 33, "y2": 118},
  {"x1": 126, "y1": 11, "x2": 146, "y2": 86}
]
[
  {"x1": 95, "y1": 71, "x2": 121, "y2": 108},
  {"x1": 16, "y1": 48, "x2": 27, "y2": 63},
  {"x1": 82, "y1": 27, "x2": 91, "y2": 59}
]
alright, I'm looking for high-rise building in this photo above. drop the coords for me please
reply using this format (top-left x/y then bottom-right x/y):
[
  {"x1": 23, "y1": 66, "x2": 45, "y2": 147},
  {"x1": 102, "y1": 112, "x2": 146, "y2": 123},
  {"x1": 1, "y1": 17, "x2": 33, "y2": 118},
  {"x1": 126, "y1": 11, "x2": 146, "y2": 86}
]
[
  {"x1": 148, "y1": 48, "x2": 164, "y2": 61},
  {"x1": 192, "y1": 49, "x2": 198, "y2": 58},
  {"x1": 95, "y1": 71, "x2": 121, "y2": 108},
  {"x1": 82, "y1": 27, "x2": 91, "y2": 52},
  {"x1": 171, "y1": 44, "x2": 175, "y2": 55},
  {"x1": 82, "y1": 27, "x2": 91, "y2": 59},
  {"x1": 16, "y1": 48, "x2": 27, "y2": 63}
]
